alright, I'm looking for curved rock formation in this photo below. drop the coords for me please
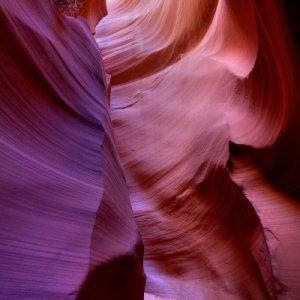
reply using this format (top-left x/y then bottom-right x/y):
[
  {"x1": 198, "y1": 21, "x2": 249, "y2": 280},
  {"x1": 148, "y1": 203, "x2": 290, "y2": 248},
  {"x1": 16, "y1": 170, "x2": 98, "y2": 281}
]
[
  {"x1": 1, "y1": 0, "x2": 300, "y2": 299},
  {"x1": 95, "y1": 0, "x2": 300, "y2": 299}
]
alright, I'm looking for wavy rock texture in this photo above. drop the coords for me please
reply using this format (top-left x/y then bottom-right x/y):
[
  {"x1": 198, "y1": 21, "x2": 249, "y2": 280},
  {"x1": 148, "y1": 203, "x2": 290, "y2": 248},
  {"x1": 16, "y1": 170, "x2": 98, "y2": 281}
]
[
  {"x1": 95, "y1": 0, "x2": 300, "y2": 299},
  {"x1": 1, "y1": 0, "x2": 300, "y2": 299},
  {"x1": 0, "y1": 1, "x2": 144, "y2": 299}
]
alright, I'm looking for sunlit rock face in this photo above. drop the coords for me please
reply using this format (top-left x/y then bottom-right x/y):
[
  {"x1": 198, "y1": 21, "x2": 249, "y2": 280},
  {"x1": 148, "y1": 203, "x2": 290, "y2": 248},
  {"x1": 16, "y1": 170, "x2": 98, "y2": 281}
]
[
  {"x1": 95, "y1": 0, "x2": 300, "y2": 299},
  {"x1": 1, "y1": 0, "x2": 300, "y2": 299},
  {"x1": 0, "y1": 1, "x2": 144, "y2": 299}
]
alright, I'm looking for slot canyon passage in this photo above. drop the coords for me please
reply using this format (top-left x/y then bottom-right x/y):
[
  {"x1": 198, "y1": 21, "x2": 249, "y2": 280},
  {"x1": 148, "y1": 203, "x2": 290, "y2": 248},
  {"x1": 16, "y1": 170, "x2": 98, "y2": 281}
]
[{"x1": 1, "y1": 0, "x2": 300, "y2": 299}]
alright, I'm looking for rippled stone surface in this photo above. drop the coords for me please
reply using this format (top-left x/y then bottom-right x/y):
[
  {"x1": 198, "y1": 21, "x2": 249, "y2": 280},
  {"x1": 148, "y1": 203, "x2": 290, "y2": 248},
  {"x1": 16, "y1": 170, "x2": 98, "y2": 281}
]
[
  {"x1": 1, "y1": 0, "x2": 300, "y2": 299},
  {"x1": 0, "y1": 1, "x2": 144, "y2": 299}
]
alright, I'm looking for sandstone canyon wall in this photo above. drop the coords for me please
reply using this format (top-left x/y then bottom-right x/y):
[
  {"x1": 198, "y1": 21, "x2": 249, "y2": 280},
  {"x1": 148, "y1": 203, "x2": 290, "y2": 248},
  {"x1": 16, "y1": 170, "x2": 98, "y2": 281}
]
[
  {"x1": 0, "y1": 1, "x2": 144, "y2": 299},
  {"x1": 1, "y1": 0, "x2": 300, "y2": 299}
]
